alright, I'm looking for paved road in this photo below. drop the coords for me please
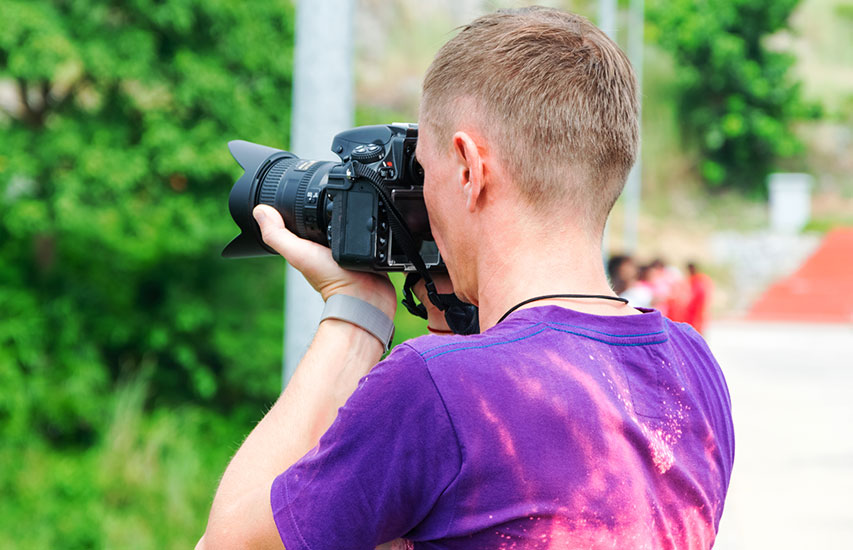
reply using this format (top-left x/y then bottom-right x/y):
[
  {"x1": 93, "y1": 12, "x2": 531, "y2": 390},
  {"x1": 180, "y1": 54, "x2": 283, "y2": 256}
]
[{"x1": 706, "y1": 321, "x2": 853, "y2": 549}]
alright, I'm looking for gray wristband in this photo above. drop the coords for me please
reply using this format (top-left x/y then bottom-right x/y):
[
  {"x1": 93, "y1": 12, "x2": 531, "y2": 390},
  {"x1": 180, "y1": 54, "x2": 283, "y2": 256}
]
[{"x1": 320, "y1": 294, "x2": 395, "y2": 352}]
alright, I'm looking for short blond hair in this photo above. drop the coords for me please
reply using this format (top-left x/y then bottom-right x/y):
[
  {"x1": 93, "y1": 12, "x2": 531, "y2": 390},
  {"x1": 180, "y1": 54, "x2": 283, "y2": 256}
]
[{"x1": 421, "y1": 7, "x2": 639, "y2": 232}]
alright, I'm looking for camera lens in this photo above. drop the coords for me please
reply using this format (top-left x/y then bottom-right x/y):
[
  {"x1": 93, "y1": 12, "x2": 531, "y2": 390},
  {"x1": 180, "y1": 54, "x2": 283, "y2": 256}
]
[
  {"x1": 257, "y1": 157, "x2": 299, "y2": 208},
  {"x1": 259, "y1": 157, "x2": 332, "y2": 245},
  {"x1": 223, "y1": 140, "x2": 336, "y2": 258}
]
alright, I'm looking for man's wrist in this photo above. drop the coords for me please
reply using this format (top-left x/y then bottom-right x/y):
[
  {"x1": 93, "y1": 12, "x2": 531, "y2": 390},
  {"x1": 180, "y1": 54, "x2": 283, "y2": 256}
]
[
  {"x1": 315, "y1": 318, "x2": 386, "y2": 360},
  {"x1": 320, "y1": 294, "x2": 396, "y2": 352}
]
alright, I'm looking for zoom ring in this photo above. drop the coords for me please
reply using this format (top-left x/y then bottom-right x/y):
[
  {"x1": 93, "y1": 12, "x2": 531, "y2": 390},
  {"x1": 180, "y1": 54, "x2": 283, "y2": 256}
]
[
  {"x1": 293, "y1": 164, "x2": 322, "y2": 236},
  {"x1": 258, "y1": 159, "x2": 293, "y2": 207}
]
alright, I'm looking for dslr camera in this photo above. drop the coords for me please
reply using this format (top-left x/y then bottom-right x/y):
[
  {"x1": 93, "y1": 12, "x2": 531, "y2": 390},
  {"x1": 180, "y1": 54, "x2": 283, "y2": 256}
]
[{"x1": 223, "y1": 123, "x2": 441, "y2": 272}]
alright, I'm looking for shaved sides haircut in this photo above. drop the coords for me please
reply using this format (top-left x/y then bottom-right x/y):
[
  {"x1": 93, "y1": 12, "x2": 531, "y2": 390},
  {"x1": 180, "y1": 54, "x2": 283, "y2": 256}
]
[{"x1": 421, "y1": 7, "x2": 639, "y2": 232}]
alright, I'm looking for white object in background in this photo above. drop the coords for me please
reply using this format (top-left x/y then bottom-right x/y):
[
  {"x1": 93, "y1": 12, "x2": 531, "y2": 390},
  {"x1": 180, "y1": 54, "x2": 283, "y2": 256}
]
[{"x1": 768, "y1": 173, "x2": 813, "y2": 234}]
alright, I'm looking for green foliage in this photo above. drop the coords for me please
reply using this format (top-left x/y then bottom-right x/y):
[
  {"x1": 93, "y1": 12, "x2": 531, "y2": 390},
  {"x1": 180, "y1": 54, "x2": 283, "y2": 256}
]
[
  {"x1": 0, "y1": 3, "x2": 433, "y2": 545},
  {"x1": 648, "y1": 0, "x2": 817, "y2": 194},
  {"x1": 0, "y1": 0, "x2": 295, "y2": 446},
  {"x1": 0, "y1": 377, "x2": 254, "y2": 548}
]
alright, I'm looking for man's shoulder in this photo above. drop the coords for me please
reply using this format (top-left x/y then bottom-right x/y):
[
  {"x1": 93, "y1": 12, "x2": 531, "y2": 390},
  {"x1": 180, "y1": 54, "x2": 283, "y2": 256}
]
[
  {"x1": 400, "y1": 320, "x2": 545, "y2": 365},
  {"x1": 360, "y1": 333, "x2": 492, "y2": 395},
  {"x1": 399, "y1": 333, "x2": 471, "y2": 359},
  {"x1": 662, "y1": 316, "x2": 716, "y2": 356},
  {"x1": 390, "y1": 333, "x2": 473, "y2": 373}
]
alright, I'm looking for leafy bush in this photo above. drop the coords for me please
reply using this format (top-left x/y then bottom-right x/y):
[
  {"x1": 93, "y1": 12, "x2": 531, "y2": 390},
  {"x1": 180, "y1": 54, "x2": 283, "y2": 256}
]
[
  {"x1": 0, "y1": 0, "x2": 295, "y2": 443},
  {"x1": 648, "y1": 0, "x2": 817, "y2": 194}
]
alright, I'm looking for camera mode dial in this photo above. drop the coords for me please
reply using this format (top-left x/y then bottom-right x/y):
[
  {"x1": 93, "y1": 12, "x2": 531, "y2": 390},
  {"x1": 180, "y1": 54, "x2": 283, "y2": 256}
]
[{"x1": 351, "y1": 143, "x2": 385, "y2": 164}]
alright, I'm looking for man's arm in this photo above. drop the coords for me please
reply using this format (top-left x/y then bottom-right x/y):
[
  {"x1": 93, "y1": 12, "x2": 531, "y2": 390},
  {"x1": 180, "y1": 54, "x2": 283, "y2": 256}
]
[
  {"x1": 199, "y1": 319, "x2": 385, "y2": 549},
  {"x1": 197, "y1": 205, "x2": 396, "y2": 549}
]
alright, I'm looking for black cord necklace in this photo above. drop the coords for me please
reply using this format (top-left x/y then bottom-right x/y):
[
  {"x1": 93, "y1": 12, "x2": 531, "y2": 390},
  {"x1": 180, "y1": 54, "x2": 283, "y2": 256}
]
[{"x1": 497, "y1": 293, "x2": 629, "y2": 324}]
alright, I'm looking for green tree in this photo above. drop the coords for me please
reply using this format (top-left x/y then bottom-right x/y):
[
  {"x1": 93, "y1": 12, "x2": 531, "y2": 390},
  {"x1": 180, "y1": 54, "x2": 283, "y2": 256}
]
[
  {"x1": 0, "y1": 0, "x2": 294, "y2": 444},
  {"x1": 648, "y1": 0, "x2": 815, "y2": 193}
]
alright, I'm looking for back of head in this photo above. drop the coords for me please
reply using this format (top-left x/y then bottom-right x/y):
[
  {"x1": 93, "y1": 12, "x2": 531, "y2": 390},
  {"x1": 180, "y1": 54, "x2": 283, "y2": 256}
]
[{"x1": 421, "y1": 7, "x2": 639, "y2": 235}]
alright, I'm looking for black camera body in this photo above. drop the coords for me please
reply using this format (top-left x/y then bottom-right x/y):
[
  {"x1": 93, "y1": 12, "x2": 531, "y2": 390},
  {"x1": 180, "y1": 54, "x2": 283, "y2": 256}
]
[{"x1": 224, "y1": 123, "x2": 442, "y2": 272}]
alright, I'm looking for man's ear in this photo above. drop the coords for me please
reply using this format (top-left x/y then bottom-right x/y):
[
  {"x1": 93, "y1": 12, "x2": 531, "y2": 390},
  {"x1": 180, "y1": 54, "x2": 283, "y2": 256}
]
[{"x1": 452, "y1": 131, "x2": 484, "y2": 213}]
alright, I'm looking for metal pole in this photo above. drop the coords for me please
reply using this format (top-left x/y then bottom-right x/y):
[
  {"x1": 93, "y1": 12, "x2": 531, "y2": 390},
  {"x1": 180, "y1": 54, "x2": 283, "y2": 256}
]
[
  {"x1": 599, "y1": 0, "x2": 617, "y2": 263},
  {"x1": 598, "y1": 0, "x2": 618, "y2": 38},
  {"x1": 623, "y1": 0, "x2": 644, "y2": 253},
  {"x1": 285, "y1": 0, "x2": 354, "y2": 388}
]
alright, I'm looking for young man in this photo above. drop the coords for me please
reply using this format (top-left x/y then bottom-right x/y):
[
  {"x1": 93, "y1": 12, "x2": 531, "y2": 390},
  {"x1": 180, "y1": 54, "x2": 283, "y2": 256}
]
[{"x1": 198, "y1": 8, "x2": 734, "y2": 549}]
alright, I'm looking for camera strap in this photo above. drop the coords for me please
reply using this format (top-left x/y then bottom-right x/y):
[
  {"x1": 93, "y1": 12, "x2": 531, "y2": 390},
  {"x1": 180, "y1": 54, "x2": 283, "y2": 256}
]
[
  {"x1": 349, "y1": 161, "x2": 480, "y2": 335},
  {"x1": 401, "y1": 272, "x2": 480, "y2": 335}
]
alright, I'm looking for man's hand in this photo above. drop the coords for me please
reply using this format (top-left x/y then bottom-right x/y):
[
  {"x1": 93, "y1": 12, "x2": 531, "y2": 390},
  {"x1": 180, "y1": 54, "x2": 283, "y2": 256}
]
[
  {"x1": 253, "y1": 204, "x2": 397, "y2": 319},
  {"x1": 413, "y1": 273, "x2": 456, "y2": 335}
]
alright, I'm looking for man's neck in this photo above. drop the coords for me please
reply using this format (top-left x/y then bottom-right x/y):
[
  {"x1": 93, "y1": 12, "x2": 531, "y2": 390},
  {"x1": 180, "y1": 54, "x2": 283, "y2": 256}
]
[{"x1": 472, "y1": 224, "x2": 637, "y2": 331}]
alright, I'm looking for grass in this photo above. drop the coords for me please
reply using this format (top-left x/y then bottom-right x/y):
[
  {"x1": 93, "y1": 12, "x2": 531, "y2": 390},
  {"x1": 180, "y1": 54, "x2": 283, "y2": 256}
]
[{"x1": 0, "y1": 376, "x2": 254, "y2": 549}]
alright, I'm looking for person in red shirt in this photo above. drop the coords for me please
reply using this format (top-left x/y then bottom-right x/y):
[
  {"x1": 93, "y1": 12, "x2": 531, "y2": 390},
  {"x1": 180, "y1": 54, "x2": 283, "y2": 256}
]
[{"x1": 685, "y1": 262, "x2": 714, "y2": 334}]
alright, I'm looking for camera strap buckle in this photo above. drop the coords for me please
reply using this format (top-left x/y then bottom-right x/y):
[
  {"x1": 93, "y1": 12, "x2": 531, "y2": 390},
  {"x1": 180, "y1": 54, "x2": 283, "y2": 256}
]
[
  {"x1": 402, "y1": 272, "x2": 429, "y2": 319},
  {"x1": 402, "y1": 272, "x2": 480, "y2": 336}
]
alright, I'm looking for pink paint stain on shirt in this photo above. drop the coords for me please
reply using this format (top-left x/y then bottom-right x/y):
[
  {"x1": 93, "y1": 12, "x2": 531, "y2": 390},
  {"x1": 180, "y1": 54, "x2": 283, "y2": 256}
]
[
  {"x1": 479, "y1": 395, "x2": 519, "y2": 459},
  {"x1": 641, "y1": 424, "x2": 676, "y2": 474}
]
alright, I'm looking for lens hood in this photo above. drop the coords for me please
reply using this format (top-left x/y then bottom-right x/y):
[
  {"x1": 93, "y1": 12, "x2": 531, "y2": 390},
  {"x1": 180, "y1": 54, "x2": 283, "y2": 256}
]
[{"x1": 222, "y1": 140, "x2": 286, "y2": 258}]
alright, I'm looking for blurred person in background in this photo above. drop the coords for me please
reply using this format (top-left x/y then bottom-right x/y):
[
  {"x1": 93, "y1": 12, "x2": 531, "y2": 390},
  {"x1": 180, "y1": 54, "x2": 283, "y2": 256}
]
[
  {"x1": 648, "y1": 258, "x2": 691, "y2": 322},
  {"x1": 685, "y1": 261, "x2": 714, "y2": 334},
  {"x1": 647, "y1": 258, "x2": 673, "y2": 316},
  {"x1": 607, "y1": 254, "x2": 652, "y2": 308},
  {"x1": 606, "y1": 254, "x2": 633, "y2": 295},
  {"x1": 626, "y1": 264, "x2": 655, "y2": 308},
  {"x1": 198, "y1": 7, "x2": 733, "y2": 549}
]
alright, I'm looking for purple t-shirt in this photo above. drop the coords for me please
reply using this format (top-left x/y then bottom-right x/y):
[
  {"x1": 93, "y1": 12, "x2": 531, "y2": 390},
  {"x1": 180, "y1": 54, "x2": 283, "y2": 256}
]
[{"x1": 271, "y1": 306, "x2": 734, "y2": 549}]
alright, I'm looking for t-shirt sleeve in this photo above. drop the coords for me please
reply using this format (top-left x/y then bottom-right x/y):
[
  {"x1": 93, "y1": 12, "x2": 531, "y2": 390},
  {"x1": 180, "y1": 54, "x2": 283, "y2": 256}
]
[{"x1": 270, "y1": 343, "x2": 461, "y2": 550}]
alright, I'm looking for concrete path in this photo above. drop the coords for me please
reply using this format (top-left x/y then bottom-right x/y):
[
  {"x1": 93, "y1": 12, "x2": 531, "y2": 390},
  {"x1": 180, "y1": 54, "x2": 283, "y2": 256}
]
[{"x1": 706, "y1": 321, "x2": 853, "y2": 549}]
